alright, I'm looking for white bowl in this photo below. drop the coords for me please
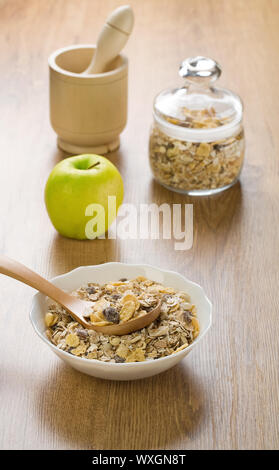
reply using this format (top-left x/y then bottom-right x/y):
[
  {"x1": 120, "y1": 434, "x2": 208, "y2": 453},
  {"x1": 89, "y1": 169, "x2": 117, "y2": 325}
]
[{"x1": 30, "y1": 263, "x2": 212, "y2": 381}]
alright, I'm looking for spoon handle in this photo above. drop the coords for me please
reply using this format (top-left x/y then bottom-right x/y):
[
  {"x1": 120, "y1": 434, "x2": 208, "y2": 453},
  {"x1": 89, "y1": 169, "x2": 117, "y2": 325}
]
[{"x1": 0, "y1": 255, "x2": 75, "y2": 310}]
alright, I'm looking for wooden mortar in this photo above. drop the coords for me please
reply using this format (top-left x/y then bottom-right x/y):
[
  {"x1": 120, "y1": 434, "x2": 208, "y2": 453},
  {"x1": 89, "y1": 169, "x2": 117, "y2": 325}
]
[{"x1": 48, "y1": 44, "x2": 128, "y2": 155}]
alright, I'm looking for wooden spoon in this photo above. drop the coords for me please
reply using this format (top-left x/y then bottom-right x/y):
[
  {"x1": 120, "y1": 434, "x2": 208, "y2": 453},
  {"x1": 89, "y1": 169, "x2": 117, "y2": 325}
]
[{"x1": 0, "y1": 256, "x2": 161, "y2": 335}]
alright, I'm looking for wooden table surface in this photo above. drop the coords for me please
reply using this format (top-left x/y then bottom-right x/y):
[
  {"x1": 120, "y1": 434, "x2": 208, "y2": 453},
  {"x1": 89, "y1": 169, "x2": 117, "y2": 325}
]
[{"x1": 0, "y1": 0, "x2": 278, "y2": 450}]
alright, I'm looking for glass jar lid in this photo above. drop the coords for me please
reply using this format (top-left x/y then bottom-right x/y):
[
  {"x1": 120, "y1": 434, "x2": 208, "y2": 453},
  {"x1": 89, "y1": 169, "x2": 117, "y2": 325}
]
[{"x1": 153, "y1": 56, "x2": 243, "y2": 142}]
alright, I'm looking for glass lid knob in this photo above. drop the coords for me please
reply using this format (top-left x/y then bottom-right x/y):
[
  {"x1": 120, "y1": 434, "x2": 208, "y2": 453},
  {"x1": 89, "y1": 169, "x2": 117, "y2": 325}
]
[{"x1": 179, "y1": 56, "x2": 221, "y2": 86}]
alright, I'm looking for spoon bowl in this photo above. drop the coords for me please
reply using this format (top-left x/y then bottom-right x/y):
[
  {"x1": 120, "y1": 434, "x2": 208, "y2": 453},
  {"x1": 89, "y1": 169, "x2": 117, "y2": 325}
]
[{"x1": 82, "y1": 300, "x2": 161, "y2": 335}]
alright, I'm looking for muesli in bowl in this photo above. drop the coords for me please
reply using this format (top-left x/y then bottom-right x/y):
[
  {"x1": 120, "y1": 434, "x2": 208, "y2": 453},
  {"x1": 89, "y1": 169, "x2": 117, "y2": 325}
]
[
  {"x1": 30, "y1": 262, "x2": 211, "y2": 380},
  {"x1": 45, "y1": 276, "x2": 200, "y2": 363}
]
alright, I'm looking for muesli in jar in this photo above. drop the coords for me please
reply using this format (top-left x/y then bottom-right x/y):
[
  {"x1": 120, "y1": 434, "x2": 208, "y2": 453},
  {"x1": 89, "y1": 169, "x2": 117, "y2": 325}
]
[
  {"x1": 149, "y1": 121, "x2": 244, "y2": 193},
  {"x1": 149, "y1": 56, "x2": 245, "y2": 195}
]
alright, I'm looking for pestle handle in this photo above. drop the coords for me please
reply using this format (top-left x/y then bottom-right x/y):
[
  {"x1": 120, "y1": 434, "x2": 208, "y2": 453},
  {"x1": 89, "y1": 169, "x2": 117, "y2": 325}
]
[{"x1": 83, "y1": 5, "x2": 134, "y2": 75}]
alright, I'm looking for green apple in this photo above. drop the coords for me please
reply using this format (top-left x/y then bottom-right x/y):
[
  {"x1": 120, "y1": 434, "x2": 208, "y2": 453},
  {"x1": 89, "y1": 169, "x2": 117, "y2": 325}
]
[{"x1": 45, "y1": 154, "x2": 124, "y2": 240}]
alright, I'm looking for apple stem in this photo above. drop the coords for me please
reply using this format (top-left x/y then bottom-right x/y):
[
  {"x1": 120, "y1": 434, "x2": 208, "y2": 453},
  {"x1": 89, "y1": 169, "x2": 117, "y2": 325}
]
[{"x1": 87, "y1": 162, "x2": 100, "y2": 170}]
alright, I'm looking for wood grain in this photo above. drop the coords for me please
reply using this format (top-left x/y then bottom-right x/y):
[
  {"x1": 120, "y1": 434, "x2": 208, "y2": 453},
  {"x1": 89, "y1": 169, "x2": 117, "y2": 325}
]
[{"x1": 0, "y1": 0, "x2": 278, "y2": 450}]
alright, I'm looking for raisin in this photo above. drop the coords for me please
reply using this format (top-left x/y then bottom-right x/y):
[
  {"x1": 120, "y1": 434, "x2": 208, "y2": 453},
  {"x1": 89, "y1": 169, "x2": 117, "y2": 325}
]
[
  {"x1": 119, "y1": 278, "x2": 128, "y2": 282},
  {"x1": 103, "y1": 307, "x2": 120, "y2": 324},
  {"x1": 112, "y1": 294, "x2": 121, "y2": 300},
  {"x1": 141, "y1": 305, "x2": 152, "y2": 312},
  {"x1": 76, "y1": 328, "x2": 88, "y2": 340},
  {"x1": 86, "y1": 287, "x2": 96, "y2": 294},
  {"x1": 213, "y1": 144, "x2": 224, "y2": 151},
  {"x1": 115, "y1": 355, "x2": 125, "y2": 363},
  {"x1": 163, "y1": 294, "x2": 172, "y2": 301},
  {"x1": 183, "y1": 310, "x2": 193, "y2": 324}
]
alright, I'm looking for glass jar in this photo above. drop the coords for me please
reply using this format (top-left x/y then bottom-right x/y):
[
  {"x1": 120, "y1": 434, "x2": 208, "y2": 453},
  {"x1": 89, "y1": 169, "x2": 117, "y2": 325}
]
[{"x1": 149, "y1": 56, "x2": 245, "y2": 195}]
